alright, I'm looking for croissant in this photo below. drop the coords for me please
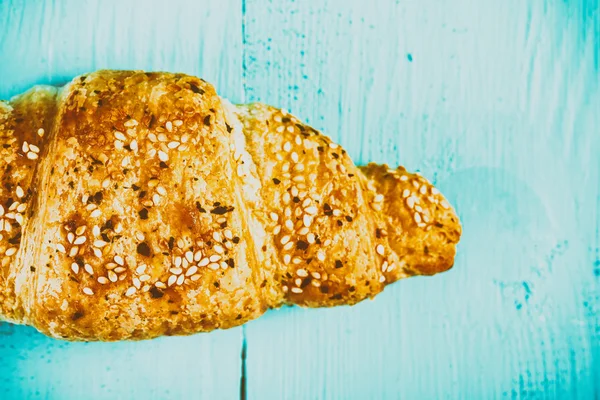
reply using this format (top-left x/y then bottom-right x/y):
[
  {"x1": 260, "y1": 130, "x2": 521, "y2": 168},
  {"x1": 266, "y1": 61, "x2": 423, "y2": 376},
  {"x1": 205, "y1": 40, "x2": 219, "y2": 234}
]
[{"x1": 0, "y1": 70, "x2": 461, "y2": 341}]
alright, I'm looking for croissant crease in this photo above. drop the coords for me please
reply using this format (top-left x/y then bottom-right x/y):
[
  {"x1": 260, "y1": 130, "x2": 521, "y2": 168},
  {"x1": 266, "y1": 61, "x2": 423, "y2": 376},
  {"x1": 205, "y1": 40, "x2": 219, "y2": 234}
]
[{"x1": 0, "y1": 70, "x2": 461, "y2": 341}]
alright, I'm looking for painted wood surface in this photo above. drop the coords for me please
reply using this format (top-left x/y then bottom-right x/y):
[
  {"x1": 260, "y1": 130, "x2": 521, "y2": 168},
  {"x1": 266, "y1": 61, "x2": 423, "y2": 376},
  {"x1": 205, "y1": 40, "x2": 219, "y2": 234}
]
[{"x1": 1, "y1": 0, "x2": 599, "y2": 399}]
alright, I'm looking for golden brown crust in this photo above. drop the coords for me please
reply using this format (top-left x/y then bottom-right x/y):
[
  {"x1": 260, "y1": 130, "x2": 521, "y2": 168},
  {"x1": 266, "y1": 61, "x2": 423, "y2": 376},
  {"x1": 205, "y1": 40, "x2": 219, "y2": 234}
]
[{"x1": 0, "y1": 71, "x2": 461, "y2": 341}]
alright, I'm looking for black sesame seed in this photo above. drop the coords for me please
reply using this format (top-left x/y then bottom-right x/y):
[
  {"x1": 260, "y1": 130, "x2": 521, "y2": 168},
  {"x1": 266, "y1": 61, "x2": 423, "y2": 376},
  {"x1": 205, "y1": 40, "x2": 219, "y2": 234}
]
[
  {"x1": 132, "y1": 184, "x2": 140, "y2": 191},
  {"x1": 232, "y1": 237, "x2": 240, "y2": 244},
  {"x1": 300, "y1": 277, "x2": 312, "y2": 288},
  {"x1": 272, "y1": 178, "x2": 281, "y2": 185},
  {"x1": 139, "y1": 190, "x2": 147, "y2": 199},
  {"x1": 226, "y1": 123, "x2": 232, "y2": 133},
  {"x1": 101, "y1": 233, "x2": 110, "y2": 242},
  {"x1": 213, "y1": 281, "x2": 220, "y2": 288},
  {"x1": 292, "y1": 196, "x2": 300, "y2": 203},
  {"x1": 203, "y1": 115, "x2": 211, "y2": 125},
  {"x1": 139, "y1": 208, "x2": 149, "y2": 220},
  {"x1": 149, "y1": 286, "x2": 164, "y2": 299},
  {"x1": 337, "y1": 220, "x2": 343, "y2": 226},
  {"x1": 137, "y1": 242, "x2": 151, "y2": 257},
  {"x1": 296, "y1": 240, "x2": 309, "y2": 250},
  {"x1": 330, "y1": 293, "x2": 343, "y2": 300},
  {"x1": 317, "y1": 146, "x2": 324, "y2": 152},
  {"x1": 30, "y1": 266, "x2": 35, "y2": 272},
  {"x1": 196, "y1": 202, "x2": 207, "y2": 213},
  {"x1": 227, "y1": 258, "x2": 235, "y2": 268},
  {"x1": 168, "y1": 237, "x2": 175, "y2": 250},
  {"x1": 335, "y1": 260, "x2": 343, "y2": 269},
  {"x1": 190, "y1": 83, "x2": 204, "y2": 95},
  {"x1": 320, "y1": 285, "x2": 329, "y2": 294},
  {"x1": 332, "y1": 152, "x2": 339, "y2": 159},
  {"x1": 211, "y1": 206, "x2": 233, "y2": 215},
  {"x1": 375, "y1": 228, "x2": 382, "y2": 238},
  {"x1": 345, "y1": 216, "x2": 353, "y2": 222},
  {"x1": 93, "y1": 191, "x2": 103, "y2": 204}
]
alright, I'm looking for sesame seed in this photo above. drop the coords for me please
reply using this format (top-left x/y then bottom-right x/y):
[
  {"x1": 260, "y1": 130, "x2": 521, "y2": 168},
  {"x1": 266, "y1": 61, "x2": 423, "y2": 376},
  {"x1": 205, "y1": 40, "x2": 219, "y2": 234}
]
[
  {"x1": 15, "y1": 214, "x2": 23, "y2": 225},
  {"x1": 379, "y1": 275, "x2": 386, "y2": 283},
  {"x1": 37, "y1": 128, "x2": 44, "y2": 137},
  {"x1": 9, "y1": 202, "x2": 18, "y2": 211},
  {"x1": 71, "y1": 263, "x2": 79, "y2": 274},
  {"x1": 298, "y1": 227, "x2": 309, "y2": 236},
  {"x1": 158, "y1": 150, "x2": 168, "y2": 162},
  {"x1": 83, "y1": 287, "x2": 94, "y2": 296},
  {"x1": 295, "y1": 278, "x2": 302, "y2": 286},
  {"x1": 84, "y1": 264, "x2": 94, "y2": 275},
  {"x1": 212, "y1": 231, "x2": 222, "y2": 242},
  {"x1": 114, "y1": 255, "x2": 124, "y2": 266},
  {"x1": 441, "y1": 200, "x2": 450, "y2": 209},
  {"x1": 291, "y1": 152, "x2": 299, "y2": 163},
  {"x1": 194, "y1": 251, "x2": 202, "y2": 262},
  {"x1": 0, "y1": 205, "x2": 3, "y2": 216},
  {"x1": 170, "y1": 268, "x2": 183, "y2": 275},
  {"x1": 220, "y1": 261, "x2": 228, "y2": 270},
  {"x1": 75, "y1": 226, "x2": 86, "y2": 236},
  {"x1": 282, "y1": 193, "x2": 291, "y2": 204},
  {"x1": 165, "y1": 121, "x2": 173, "y2": 132},
  {"x1": 93, "y1": 248, "x2": 102, "y2": 258},
  {"x1": 90, "y1": 209, "x2": 102, "y2": 218},
  {"x1": 92, "y1": 226, "x2": 100, "y2": 237},
  {"x1": 402, "y1": 189, "x2": 411, "y2": 198},
  {"x1": 177, "y1": 238, "x2": 185, "y2": 249},
  {"x1": 74, "y1": 236, "x2": 86, "y2": 245},
  {"x1": 114, "y1": 131, "x2": 126, "y2": 141},
  {"x1": 22, "y1": 141, "x2": 29, "y2": 153},
  {"x1": 283, "y1": 254, "x2": 291, "y2": 264},
  {"x1": 168, "y1": 141, "x2": 180, "y2": 149},
  {"x1": 329, "y1": 142, "x2": 338, "y2": 149},
  {"x1": 317, "y1": 251, "x2": 325, "y2": 262},
  {"x1": 105, "y1": 262, "x2": 117, "y2": 270},
  {"x1": 406, "y1": 197, "x2": 415, "y2": 209},
  {"x1": 287, "y1": 125, "x2": 294, "y2": 133},
  {"x1": 167, "y1": 275, "x2": 177, "y2": 286},
  {"x1": 311, "y1": 271, "x2": 321, "y2": 279},
  {"x1": 56, "y1": 244, "x2": 66, "y2": 253},
  {"x1": 199, "y1": 257, "x2": 210, "y2": 267},
  {"x1": 139, "y1": 274, "x2": 151, "y2": 283},
  {"x1": 15, "y1": 186, "x2": 24, "y2": 198},
  {"x1": 186, "y1": 266, "x2": 198, "y2": 276},
  {"x1": 209, "y1": 254, "x2": 221, "y2": 262},
  {"x1": 208, "y1": 262, "x2": 220, "y2": 270},
  {"x1": 177, "y1": 275, "x2": 185, "y2": 285},
  {"x1": 29, "y1": 144, "x2": 40, "y2": 153},
  {"x1": 295, "y1": 135, "x2": 302, "y2": 145},
  {"x1": 27, "y1": 152, "x2": 38, "y2": 160},
  {"x1": 303, "y1": 215, "x2": 313, "y2": 227},
  {"x1": 125, "y1": 287, "x2": 136, "y2": 297},
  {"x1": 276, "y1": 126, "x2": 284, "y2": 133},
  {"x1": 376, "y1": 244, "x2": 385, "y2": 256},
  {"x1": 432, "y1": 187, "x2": 440, "y2": 195},
  {"x1": 114, "y1": 267, "x2": 126, "y2": 273},
  {"x1": 97, "y1": 276, "x2": 108, "y2": 284},
  {"x1": 305, "y1": 206, "x2": 317, "y2": 215},
  {"x1": 280, "y1": 235, "x2": 291, "y2": 245},
  {"x1": 283, "y1": 141, "x2": 291, "y2": 152},
  {"x1": 307, "y1": 233, "x2": 316, "y2": 244},
  {"x1": 155, "y1": 281, "x2": 166, "y2": 289},
  {"x1": 108, "y1": 271, "x2": 118, "y2": 282},
  {"x1": 214, "y1": 245, "x2": 224, "y2": 254},
  {"x1": 273, "y1": 225, "x2": 282, "y2": 235},
  {"x1": 283, "y1": 242, "x2": 294, "y2": 251},
  {"x1": 285, "y1": 219, "x2": 294, "y2": 231},
  {"x1": 270, "y1": 212, "x2": 279, "y2": 222},
  {"x1": 291, "y1": 287, "x2": 303, "y2": 294},
  {"x1": 191, "y1": 274, "x2": 201, "y2": 281},
  {"x1": 414, "y1": 213, "x2": 422, "y2": 224},
  {"x1": 282, "y1": 163, "x2": 290, "y2": 173},
  {"x1": 374, "y1": 194, "x2": 384, "y2": 203},
  {"x1": 297, "y1": 268, "x2": 308, "y2": 277}
]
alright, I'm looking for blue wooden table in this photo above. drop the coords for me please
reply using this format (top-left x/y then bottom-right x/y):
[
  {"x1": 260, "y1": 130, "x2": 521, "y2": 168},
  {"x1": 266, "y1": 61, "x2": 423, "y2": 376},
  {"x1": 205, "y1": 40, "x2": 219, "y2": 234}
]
[{"x1": 1, "y1": 1, "x2": 598, "y2": 399}]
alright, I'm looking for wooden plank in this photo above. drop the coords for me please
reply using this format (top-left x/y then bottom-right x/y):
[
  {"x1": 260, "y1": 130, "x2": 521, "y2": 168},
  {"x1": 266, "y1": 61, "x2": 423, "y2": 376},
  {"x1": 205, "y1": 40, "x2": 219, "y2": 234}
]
[
  {"x1": 243, "y1": 0, "x2": 599, "y2": 398},
  {"x1": 0, "y1": 1, "x2": 244, "y2": 399}
]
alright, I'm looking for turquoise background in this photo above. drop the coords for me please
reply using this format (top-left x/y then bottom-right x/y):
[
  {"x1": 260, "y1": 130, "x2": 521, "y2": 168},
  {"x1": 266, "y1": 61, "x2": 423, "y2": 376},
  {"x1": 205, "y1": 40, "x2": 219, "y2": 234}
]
[{"x1": 0, "y1": 0, "x2": 599, "y2": 399}]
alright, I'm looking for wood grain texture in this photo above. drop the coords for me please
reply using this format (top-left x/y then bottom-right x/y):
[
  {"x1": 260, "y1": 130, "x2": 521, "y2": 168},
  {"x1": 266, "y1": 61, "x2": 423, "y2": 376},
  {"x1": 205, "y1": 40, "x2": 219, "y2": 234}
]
[
  {"x1": 243, "y1": 0, "x2": 599, "y2": 399},
  {"x1": 0, "y1": 0, "x2": 598, "y2": 399},
  {"x1": 0, "y1": 1, "x2": 244, "y2": 399}
]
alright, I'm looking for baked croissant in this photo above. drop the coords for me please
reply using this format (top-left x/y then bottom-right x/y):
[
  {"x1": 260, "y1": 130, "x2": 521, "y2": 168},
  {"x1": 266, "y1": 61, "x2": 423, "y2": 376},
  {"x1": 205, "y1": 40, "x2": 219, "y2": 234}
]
[{"x1": 0, "y1": 70, "x2": 461, "y2": 341}]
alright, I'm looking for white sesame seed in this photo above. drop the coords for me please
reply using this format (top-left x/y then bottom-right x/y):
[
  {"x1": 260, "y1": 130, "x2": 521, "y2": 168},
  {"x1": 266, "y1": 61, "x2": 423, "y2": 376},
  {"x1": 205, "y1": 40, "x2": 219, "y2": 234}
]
[
  {"x1": 154, "y1": 282, "x2": 166, "y2": 289},
  {"x1": 297, "y1": 268, "x2": 308, "y2": 277},
  {"x1": 220, "y1": 261, "x2": 228, "y2": 270},
  {"x1": 22, "y1": 141, "x2": 29, "y2": 153},
  {"x1": 90, "y1": 209, "x2": 102, "y2": 218},
  {"x1": 199, "y1": 257, "x2": 210, "y2": 267},
  {"x1": 74, "y1": 236, "x2": 86, "y2": 245},
  {"x1": 276, "y1": 126, "x2": 284, "y2": 133},
  {"x1": 125, "y1": 287, "x2": 136, "y2": 297},
  {"x1": 75, "y1": 226, "x2": 86, "y2": 236},
  {"x1": 376, "y1": 244, "x2": 385, "y2": 256},
  {"x1": 139, "y1": 274, "x2": 151, "y2": 283},
  {"x1": 441, "y1": 200, "x2": 450, "y2": 209},
  {"x1": 186, "y1": 266, "x2": 198, "y2": 276},
  {"x1": 194, "y1": 250, "x2": 202, "y2": 262},
  {"x1": 317, "y1": 251, "x2": 325, "y2": 262},
  {"x1": 83, "y1": 287, "x2": 94, "y2": 295},
  {"x1": 108, "y1": 271, "x2": 118, "y2": 282},
  {"x1": 15, "y1": 186, "x2": 24, "y2": 198},
  {"x1": 282, "y1": 192, "x2": 291, "y2": 204},
  {"x1": 298, "y1": 227, "x2": 309, "y2": 236},
  {"x1": 273, "y1": 225, "x2": 282, "y2": 235},
  {"x1": 37, "y1": 128, "x2": 44, "y2": 137},
  {"x1": 282, "y1": 163, "x2": 290, "y2": 173},
  {"x1": 167, "y1": 275, "x2": 177, "y2": 286},
  {"x1": 209, "y1": 254, "x2": 221, "y2": 262},
  {"x1": 56, "y1": 243, "x2": 66, "y2": 253},
  {"x1": 136, "y1": 264, "x2": 147, "y2": 274},
  {"x1": 114, "y1": 255, "x2": 124, "y2": 266},
  {"x1": 177, "y1": 274, "x2": 185, "y2": 285},
  {"x1": 214, "y1": 245, "x2": 225, "y2": 254},
  {"x1": 283, "y1": 242, "x2": 294, "y2": 251},
  {"x1": 402, "y1": 189, "x2": 411, "y2": 198},
  {"x1": 307, "y1": 233, "x2": 316, "y2": 244},
  {"x1": 97, "y1": 276, "x2": 108, "y2": 284},
  {"x1": 291, "y1": 152, "x2": 299, "y2": 163},
  {"x1": 414, "y1": 213, "x2": 422, "y2": 224},
  {"x1": 9, "y1": 202, "x2": 18, "y2": 211},
  {"x1": 0, "y1": 205, "x2": 3, "y2": 216},
  {"x1": 270, "y1": 212, "x2": 279, "y2": 222},
  {"x1": 283, "y1": 141, "x2": 292, "y2": 152},
  {"x1": 114, "y1": 131, "x2": 126, "y2": 141},
  {"x1": 15, "y1": 214, "x2": 23, "y2": 225},
  {"x1": 280, "y1": 235, "x2": 291, "y2": 245},
  {"x1": 374, "y1": 194, "x2": 384, "y2": 203},
  {"x1": 291, "y1": 287, "x2": 303, "y2": 294},
  {"x1": 158, "y1": 150, "x2": 168, "y2": 162},
  {"x1": 93, "y1": 248, "x2": 102, "y2": 258},
  {"x1": 170, "y1": 268, "x2": 183, "y2": 275},
  {"x1": 93, "y1": 240, "x2": 108, "y2": 248},
  {"x1": 311, "y1": 271, "x2": 321, "y2": 279},
  {"x1": 27, "y1": 151, "x2": 38, "y2": 160},
  {"x1": 285, "y1": 219, "x2": 294, "y2": 231},
  {"x1": 379, "y1": 275, "x2": 386, "y2": 283},
  {"x1": 208, "y1": 262, "x2": 220, "y2": 270},
  {"x1": 283, "y1": 254, "x2": 291, "y2": 264},
  {"x1": 329, "y1": 142, "x2": 338, "y2": 149},
  {"x1": 30, "y1": 144, "x2": 40, "y2": 153},
  {"x1": 114, "y1": 267, "x2": 126, "y2": 273},
  {"x1": 381, "y1": 261, "x2": 389, "y2": 272},
  {"x1": 287, "y1": 125, "x2": 294, "y2": 133},
  {"x1": 70, "y1": 263, "x2": 79, "y2": 274},
  {"x1": 432, "y1": 187, "x2": 440, "y2": 195},
  {"x1": 92, "y1": 225, "x2": 100, "y2": 237},
  {"x1": 165, "y1": 121, "x2": 173, "y2": 132},
  {"x1": 295, "y1": 278, "x2": 302, "y2": 286},
  {"x1": 191, "y1": 274, "x2": 201, "y2": 281},
  {"x1": 305, "y1": 206, "x2": 317, "y2": 215}
]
